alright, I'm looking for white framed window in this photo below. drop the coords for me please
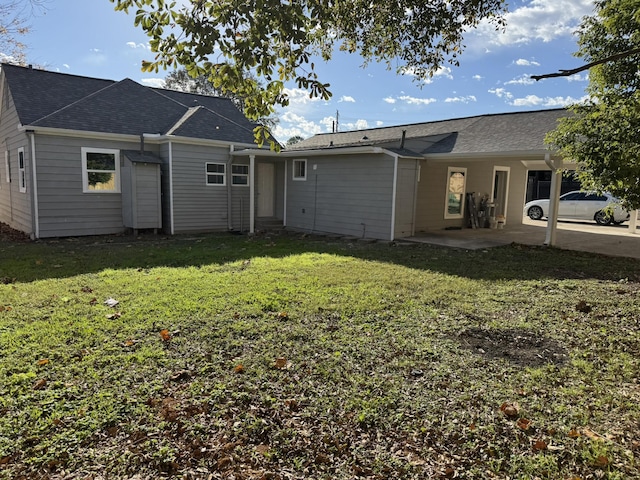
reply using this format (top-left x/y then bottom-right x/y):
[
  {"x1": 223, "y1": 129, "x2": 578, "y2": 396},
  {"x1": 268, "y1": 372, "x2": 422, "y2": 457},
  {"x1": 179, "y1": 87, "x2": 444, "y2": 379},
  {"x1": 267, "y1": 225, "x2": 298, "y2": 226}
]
[
  {"x1": 18, "y1": 147, "x2": 26, "y2": 193},
  {"x1": 4, "y1": 150, "x2": 9, "y2": 184},
  {"x1": 292, "y1": 159, "x2": 307, "y2": 181},
  {"x1": 444, "y1": 166, "x2": 467, "y2": 219},
  {"x1": 81, "y1": 147, "x2": 120, "y2": 193},
  {"x1": 231, "y1": 164, "x2": 249, "y2": 186},
  {"x1": 206, "y1": 162, "x2": 226, "y2": 185}
]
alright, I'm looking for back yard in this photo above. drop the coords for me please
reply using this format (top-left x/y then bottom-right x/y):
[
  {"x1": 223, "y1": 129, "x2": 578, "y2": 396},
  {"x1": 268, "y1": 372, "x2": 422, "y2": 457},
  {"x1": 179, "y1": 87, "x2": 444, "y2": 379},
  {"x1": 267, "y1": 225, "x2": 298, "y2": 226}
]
[{"x1": 0, "y1": 230, "x2": 638, "y2": 479}]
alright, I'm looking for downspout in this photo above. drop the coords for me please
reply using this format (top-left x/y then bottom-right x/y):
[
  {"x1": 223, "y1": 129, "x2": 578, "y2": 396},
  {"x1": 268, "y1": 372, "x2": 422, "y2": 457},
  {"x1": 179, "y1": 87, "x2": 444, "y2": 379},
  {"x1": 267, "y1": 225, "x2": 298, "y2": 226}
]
[
  {"x1": 227, "y1": 145, "x2": 234, "y2": 231},
  {"x1": 168, "y1": 141, "x2": 175, "y2": 234},
  {"x1": 27, "y1": 130, "x2": 39, "y2": 239},
  {"x1": 283, "y1": 159, "x2": 288, "y2": 227},
  {"x1": 544, "y1": 153, "x2": 563, "y2": 246},
  {"x1": 249, "y1": 154, "x2": 255, "y2": 234},
  {"x1": 390, "y1": 153, "x2": 399, "y2": 241}
]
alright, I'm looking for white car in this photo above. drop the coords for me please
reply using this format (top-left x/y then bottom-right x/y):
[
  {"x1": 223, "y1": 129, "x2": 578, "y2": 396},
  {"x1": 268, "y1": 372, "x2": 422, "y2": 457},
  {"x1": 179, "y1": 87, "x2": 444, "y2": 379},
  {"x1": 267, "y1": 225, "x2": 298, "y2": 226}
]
[{"x1": 524, "y1": 191, "x2": 629, "y2": 225}]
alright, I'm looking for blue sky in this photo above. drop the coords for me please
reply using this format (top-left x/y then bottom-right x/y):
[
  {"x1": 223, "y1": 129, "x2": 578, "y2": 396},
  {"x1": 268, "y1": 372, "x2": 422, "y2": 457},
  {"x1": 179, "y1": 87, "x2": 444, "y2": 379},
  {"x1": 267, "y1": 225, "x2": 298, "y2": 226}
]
[{"x1": 11, "y1": 0, "x2": 595, "y2": 142}]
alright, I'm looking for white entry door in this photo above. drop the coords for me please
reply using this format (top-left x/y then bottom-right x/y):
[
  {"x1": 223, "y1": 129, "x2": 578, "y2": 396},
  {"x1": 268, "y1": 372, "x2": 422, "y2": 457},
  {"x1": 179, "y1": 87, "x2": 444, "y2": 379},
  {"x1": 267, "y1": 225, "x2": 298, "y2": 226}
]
[{"x1": 257, "y1": 163, "x2": 275, "y2": 217}]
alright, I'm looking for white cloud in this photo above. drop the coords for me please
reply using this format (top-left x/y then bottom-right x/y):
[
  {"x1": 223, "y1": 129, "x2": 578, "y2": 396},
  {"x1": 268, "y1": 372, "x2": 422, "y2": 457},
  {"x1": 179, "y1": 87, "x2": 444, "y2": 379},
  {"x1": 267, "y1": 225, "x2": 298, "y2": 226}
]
[
  {"x1": 274, "y1": 112, "x2": 332, "y2": 140},
  {"x1": 339, "y1": 95, "x2": 356, "y2": 103},
  {"x1": 488, "y1": 88, "x2": 514, "y2": 100},
  {"x1": 283, "y1": 87, "x2": 324, "y2": 106},
  {"x1": 445, "y1": 95, "x2": 477, "y2": 103},
  {"x1": 566, "y1": 73, "x2": 589, "y2": 82},
  {"x1": 62, "y1": 64, "x2": 70, "y2": 70},
  {"x1": 342, "y1": 119, "x2": 370, "y2": 131},
  {"x1": 141, "y1": 78, "x2": 165, "y2": 88},
  {"x1": 472, "y1": 0, "x2": 595, "y2": 47},
  {"x1": 504, "y1": 74, "x2": 537, "y2": 86},
  {"x1": 472, "y1": 74, "x2": 483, "y2": 81},
  {"x1": 397, "y1": 95, "x2": 437, "y2": 105},
  {"x1": 515, "y1": 58, "x2": 541, "y2": 67},
  {"x1": 511, "y1": 94, "x2": 588, "y2": 107},
  {"x1": 401, "y1": 65, "x2": 453, "y2": 83},
  {"x1": 376, "y1": 121, "x2": 384, "y2": 127},
  {"x1": 126, "y1": 42, "x2": 150, "y2": 50},
  {"x1": 383, "y1": 97, "x2": 397, "y2": 104}
]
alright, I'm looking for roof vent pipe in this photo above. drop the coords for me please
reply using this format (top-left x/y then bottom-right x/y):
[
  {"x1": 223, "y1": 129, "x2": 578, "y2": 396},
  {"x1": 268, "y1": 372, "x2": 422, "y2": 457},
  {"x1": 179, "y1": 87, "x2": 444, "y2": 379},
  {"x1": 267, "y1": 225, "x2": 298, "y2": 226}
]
[{"x1": 400, "y1": 130, "x2": 406, "y2": 149}]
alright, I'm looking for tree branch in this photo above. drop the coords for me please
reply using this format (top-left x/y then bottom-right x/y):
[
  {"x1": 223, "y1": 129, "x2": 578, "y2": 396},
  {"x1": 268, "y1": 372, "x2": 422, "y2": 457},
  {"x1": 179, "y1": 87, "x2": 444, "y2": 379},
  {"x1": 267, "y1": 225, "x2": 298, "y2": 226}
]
[{"x1": 531, "y1": 47, "x2": 640, "y2": 81}]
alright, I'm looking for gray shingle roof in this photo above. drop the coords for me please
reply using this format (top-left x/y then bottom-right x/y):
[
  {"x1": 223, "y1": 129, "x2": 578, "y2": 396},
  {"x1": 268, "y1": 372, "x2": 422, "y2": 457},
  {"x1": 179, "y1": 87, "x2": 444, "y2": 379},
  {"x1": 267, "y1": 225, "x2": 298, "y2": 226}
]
[
  {"x1": 1, "y1": 63, "x2": 258, "y2": 144},
  {"x1": 289, "y1": 109, "x2": 568, "y2": 156}
]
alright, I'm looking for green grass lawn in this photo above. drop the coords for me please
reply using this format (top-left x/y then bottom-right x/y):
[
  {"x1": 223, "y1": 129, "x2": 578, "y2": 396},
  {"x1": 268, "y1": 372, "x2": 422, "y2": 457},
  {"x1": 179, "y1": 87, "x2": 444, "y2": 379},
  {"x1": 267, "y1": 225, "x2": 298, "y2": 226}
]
[{"x1": 0, "y1": 231, "x2": 639, "y2": 479}]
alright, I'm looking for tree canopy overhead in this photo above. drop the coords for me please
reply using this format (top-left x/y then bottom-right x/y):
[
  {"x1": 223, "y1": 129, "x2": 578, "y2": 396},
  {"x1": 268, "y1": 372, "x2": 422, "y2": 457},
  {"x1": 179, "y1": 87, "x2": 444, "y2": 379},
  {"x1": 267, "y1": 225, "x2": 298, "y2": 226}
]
[
  {"x1": 111, "y1": 0, "x2": 507, "y2": 145},
  {"x1": 546, "y1": 0, "x2": 640, "y2": 210}
]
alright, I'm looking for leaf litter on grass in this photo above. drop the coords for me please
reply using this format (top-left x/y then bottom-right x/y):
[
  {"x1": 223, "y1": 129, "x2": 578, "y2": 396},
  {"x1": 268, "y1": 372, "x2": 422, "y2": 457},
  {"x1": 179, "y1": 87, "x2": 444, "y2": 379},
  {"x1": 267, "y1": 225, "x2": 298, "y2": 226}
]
[{"x1": 0, "y1": 233, "x2": 639, "y2": 479}]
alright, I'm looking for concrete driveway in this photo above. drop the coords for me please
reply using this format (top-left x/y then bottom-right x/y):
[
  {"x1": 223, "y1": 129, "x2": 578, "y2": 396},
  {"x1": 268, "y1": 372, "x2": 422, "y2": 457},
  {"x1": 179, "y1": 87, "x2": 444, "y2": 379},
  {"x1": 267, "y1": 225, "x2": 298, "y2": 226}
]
[{"x1": 409, "y1": 217, "x2": 640, "y2": 259}]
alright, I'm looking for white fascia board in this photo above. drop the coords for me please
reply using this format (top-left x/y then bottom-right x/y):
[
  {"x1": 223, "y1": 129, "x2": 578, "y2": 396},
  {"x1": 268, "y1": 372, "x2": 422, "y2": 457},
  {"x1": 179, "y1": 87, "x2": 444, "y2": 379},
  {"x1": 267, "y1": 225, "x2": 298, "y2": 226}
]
[{"x1": 233, "y1": 146, "x2": 387, "y2": 158}]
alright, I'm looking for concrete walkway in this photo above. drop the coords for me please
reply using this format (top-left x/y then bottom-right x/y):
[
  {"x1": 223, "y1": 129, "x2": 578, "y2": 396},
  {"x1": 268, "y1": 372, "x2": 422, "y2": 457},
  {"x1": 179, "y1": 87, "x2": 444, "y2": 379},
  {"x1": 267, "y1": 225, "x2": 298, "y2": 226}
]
[{"x1": 407, "y1": 218, "x2": 640, "y2": 259}]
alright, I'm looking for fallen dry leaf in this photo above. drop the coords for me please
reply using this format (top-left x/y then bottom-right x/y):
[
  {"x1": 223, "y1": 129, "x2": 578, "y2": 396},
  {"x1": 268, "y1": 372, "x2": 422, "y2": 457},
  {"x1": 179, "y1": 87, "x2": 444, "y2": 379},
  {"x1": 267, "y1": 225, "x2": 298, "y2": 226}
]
[
  {"x1": 517, "y1": 418, "x2": 532, "y2": 431},
  {"x1": 255, "y1": 444, "x2": 270, "y2": 456},
  {"x1": 274, "y1": 357, "x2": 287, "y2": 369},
  {"x1": 159, "y1": 329, "x2": 171, "y2": 342},
  {"x1": 532, "y1": 439, "x2": 547, "y2": 452},
  {"x1": 500, "y1": 401, "x2": 520, "y2": 418},
  {"x1": 33, "y1": 379, "x2": 47, "y2": 390},
  {"x1": 582, "y1": 427, "x2": 603, "y2": 441},
  {"x1": 104, "y1": 298, "x2": 119, "y2": 308},
  {"x1": 276, "y1": 311, "x2": 288, "y2": 320},
  {"x1": 576, "y1": 300, "x2": 592, "y2": 313},
  {"x1": 234, "y1": 364, "x2": 245, "y2": 374},
  {"x1": 81, "y1": 286, "x2": 93, "y2": 293},
  {"x1": 568, "y1": 428, "x2": 581, "y2": 438},
  {"x1": 37, "y1": 358, "x2": 50, "y2": 366},
  {"x1": 593, "y1": 455, "x2": 609, "y2": 468},
  {"x1": 123, "y1": 340, "x2": 136, "y2": 347},
  {"x1": 106, "y1": 312, "x2": 122, "y2": 320}
]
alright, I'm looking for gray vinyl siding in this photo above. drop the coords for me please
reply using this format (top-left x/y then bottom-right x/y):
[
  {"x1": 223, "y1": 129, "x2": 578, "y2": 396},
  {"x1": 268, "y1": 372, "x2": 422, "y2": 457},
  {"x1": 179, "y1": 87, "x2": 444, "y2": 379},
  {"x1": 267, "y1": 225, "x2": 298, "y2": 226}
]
[
  {"x1": 286, "y1": 154, "x2": 394, "y2": 240},
  {"x1": 171, "y1": 143, "x2": 231, "y2": 233},
  {"x1": 415, "y1": 157, "x2": 529, "y2": 231},
  {"x1": 34, "y1": 135, "x2": 152, "y2": 237},
  {"x1": 230, "y1": 178, "x2": 250, "y2": 232},
  {"x1": 0, "y1": 76, "x2": 33, "y2": 235}
]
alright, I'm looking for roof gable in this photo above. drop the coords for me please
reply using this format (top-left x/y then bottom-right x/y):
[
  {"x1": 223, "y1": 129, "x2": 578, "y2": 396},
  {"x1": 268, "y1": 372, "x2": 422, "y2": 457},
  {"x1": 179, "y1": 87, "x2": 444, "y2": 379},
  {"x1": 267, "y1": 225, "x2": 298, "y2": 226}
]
[
  {"x1": 1, "y1": 63, "x2": 114, "y2": 125},
  {"x1": 1, "y1": 63, "x2": 260, "y2": 143}
]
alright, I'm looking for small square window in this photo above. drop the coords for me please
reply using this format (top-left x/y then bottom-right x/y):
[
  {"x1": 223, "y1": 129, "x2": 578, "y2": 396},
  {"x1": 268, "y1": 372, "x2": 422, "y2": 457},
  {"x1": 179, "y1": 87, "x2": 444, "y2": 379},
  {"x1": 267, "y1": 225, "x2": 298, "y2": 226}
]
[
  {"x1": 293, "y1": 159, "x2": 306, "y2": 181},
  {"x1": 232, "y1": 164, "x2": 249, "y2": 186},
  {"x1": 81, "y1": 148, "x2": 120, "y2": 193},
  {"x1": 206, "y1": 162, "x2": 226, "y2": 185}
]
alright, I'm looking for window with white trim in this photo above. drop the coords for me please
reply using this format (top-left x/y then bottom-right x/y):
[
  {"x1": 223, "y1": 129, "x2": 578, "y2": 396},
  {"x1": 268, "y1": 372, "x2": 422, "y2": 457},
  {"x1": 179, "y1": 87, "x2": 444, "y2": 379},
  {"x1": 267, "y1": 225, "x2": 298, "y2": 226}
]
[
  {"x1": 18, "y1": 147, "x2": 26, "y2": 193},
  {"x1": 292, "y1": 159, "x2": 306, "y2": 181},
  {"x1": 232, "y1": 164, "x2": 249, "y2": 186},
  {"x1": 206, "y1": 162, "x2": 226, "y2": 185},
  {"x1": 81, "y1": 147, "x2": 120, "y2": 193},
  {"x1": 444, "y1": 167, "x2": 467, "y2": 219}
]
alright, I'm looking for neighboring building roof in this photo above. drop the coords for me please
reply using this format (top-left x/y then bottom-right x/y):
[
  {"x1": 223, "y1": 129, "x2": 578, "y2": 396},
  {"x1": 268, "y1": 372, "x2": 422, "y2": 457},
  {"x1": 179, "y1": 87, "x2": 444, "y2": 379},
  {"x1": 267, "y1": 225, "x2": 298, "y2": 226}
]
[
  {"x1": 1, "y1": 63, "x2": 258, "y2": 144},
  {"x1": 289, "y1": 109, "x2": 568, "y2": 156}
]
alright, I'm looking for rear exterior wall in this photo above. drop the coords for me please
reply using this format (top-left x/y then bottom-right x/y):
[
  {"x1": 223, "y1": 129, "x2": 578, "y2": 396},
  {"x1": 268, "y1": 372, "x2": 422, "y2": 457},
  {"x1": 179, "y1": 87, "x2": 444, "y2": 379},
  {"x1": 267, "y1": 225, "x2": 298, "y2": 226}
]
[{"x1": 285, "y1": 154, "x2": 395, "y2": 240}]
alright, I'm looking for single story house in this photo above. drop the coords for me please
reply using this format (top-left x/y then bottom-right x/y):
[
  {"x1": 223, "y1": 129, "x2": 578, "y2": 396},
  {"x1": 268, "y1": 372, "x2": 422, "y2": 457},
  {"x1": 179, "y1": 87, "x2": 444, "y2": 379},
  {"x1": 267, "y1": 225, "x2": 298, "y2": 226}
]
[
  {"x1": 237, "y1": 108, "x2": 570, "y2": 241},
  {"x1": 0, "y1": 63, "x2": 268, "y2": 238},
  {"x1": 0, "y1": 63, "x2": 569, "y2": 241}
]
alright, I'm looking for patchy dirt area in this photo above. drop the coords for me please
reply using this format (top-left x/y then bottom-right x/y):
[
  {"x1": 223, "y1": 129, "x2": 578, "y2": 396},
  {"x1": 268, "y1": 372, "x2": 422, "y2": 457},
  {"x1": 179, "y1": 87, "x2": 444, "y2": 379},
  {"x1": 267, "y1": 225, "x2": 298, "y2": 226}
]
[
  {"x1": 455, "y1": 327, "x2": 569, "y2": 367},
  {"x1": 0, "y1": 222, "x2": 30, "y2": 243}
]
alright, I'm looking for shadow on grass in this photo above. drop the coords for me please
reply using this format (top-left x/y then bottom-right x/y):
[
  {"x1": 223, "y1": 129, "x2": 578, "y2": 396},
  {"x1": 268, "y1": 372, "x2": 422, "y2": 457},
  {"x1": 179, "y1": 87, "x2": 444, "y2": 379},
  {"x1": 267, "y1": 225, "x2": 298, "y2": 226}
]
[{"x1": 1, "y1": 230, "x2": 639, "y2": 284}]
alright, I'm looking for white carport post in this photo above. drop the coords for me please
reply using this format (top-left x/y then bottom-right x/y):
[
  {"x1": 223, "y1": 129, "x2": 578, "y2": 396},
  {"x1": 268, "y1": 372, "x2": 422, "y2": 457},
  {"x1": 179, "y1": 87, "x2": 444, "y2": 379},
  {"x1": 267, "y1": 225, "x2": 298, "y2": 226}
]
[
  {"x1": 544, "y1": 153, "x2": 563, "y2": 246},
  {"x1": 249, "y1": 154, "x2": 255, "y2": 235},
  {"x1": 628, "y1": 210, "x2": 638, "y2": 234}
]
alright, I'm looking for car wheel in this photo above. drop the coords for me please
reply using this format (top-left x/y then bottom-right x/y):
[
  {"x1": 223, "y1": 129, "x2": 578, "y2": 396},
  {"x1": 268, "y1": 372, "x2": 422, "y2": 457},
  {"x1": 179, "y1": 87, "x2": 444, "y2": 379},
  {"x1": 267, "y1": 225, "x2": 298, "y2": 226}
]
[
  {"x1": 528, "y1": 206, "x2": 544, "y2": 220},
  {"x1": 594, "y1": 210, "x2": 612, "y2": 225}
]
